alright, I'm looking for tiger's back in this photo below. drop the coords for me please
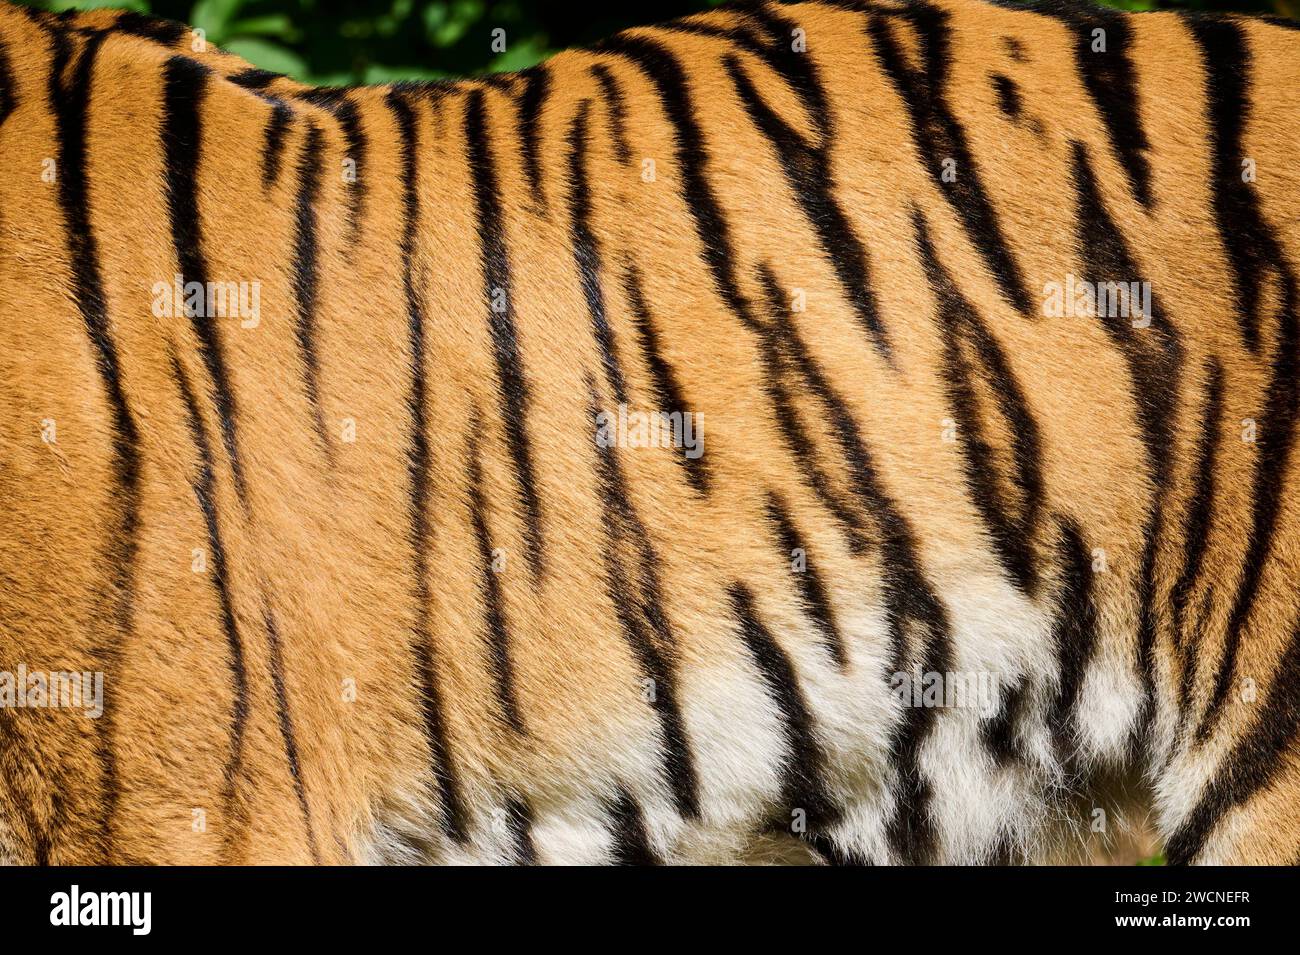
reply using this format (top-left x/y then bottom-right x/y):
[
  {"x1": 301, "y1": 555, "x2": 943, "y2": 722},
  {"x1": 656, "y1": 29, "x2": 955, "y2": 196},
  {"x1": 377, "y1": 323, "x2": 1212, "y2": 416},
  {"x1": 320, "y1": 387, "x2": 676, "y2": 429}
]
[{"x1": 1, "y1": 0, "x2": 1298, "y2": 864}]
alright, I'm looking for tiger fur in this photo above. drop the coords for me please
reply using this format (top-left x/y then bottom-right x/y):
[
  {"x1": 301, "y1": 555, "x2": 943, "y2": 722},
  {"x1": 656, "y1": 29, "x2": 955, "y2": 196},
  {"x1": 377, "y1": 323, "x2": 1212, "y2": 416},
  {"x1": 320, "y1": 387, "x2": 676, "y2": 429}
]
[{"x1": 1, "y1": 0, "x2": 1298, "y2": 864}]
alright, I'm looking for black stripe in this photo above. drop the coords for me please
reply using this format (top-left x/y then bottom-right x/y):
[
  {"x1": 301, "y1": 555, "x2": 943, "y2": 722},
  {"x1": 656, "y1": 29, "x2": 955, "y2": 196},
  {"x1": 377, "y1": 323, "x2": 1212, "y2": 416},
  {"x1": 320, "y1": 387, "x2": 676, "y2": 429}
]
[
  {"x1": 738, "y1": 2, "x2": 834, "y2": 142},
  {"x1": 173, "y1": 355, "x2": 250, "y2": 861},
  {"x1": 1189, "y1": 22, "x2": 1300, "y2": 740},
  {"x1": 505, "y1": 798, "x2": 537, "y2": 864},
  {"x1": 982, "y1": 675, "x2": 1029, "y2": 767},
  {"x1": 1255, "y1": 11, "x2": 1300, "y2": 31},
  {"x1": 1049, "y1": 518, "x2": 1100, "y2": 762},
  {"x1": 1133, "y1": 533, "x2": 1162, "y2": 746},
  {"x1": 756, "y1": 263, "x2": 899, "y2": 543},
  {"x1": 1198, "y1": 258, "x2": 1299, "y2": 740},
  {"x1": 755, "y1": 263, "x2": 946, "y2": 650},
  {"x1": 0, "y1": 36, "x2": 16, "y2": 127},
  {"x1": 913, "y1": 209, "x2": 1043, "y2": 597},
  {"x1": 654, "y1": 21, "x2": 748, "y2": 45},
  {"x1": 1167, "y1": 613, "x2": 1300, "y2": 864},
  {"x1": 1069, "y1": 141, "x2": 1182, "y2": 735},
  {"x1": 162, "y1": 55, "x2": 250, "y2": 502},
  {"x1": 589, "y1": 64, "x2": 632, "y2": 164},
  {"x1": 48, "y1": 27, "x2": 136, "y2": 861},
  {"x1": 753, "y1": 261, "x2": 953, "y2": 861},
  {"x1": 595, "y1": 41, "x2": 947, "y2": 851},
  {"x1": 566, "y1": 99, "x2": 630, "y2": 406},
  {"x1": 290, "y1": 120, "x2": 333, "y2": 465},
  {"x1": 465, "y1": 88, "x2": 547, "y2": 581},
  {"x1": 298, "y1": 88, "x2": 368, "y2": 245},
  {"x1": 658, "y1": 11, "x2": 832, "y2": 142},
  {"x1": 1191, "y1": 18, "x2": 1277, "y2": 352},
  {"x1": 1191, "y1": 584, "x2": 1217, "y2": 713},
  {"x1": 623, "y1": 263, "x2": 710, "y2": 494},
  {"x1": 589, "y1": 386, "x2": 701, "y2": 820},
  {"x1": 596, "y1": 35, "x2": 762, "y2": 338},
  {"x1": 334, "y1": 98, "x2": 367, "y2": 244},
  {"x1": 724, "y1": 53, "x2": 891, "y2": 362},
  {"x1": 1045, "y1": 7, "x2": 1153, "y2": 207},
  {"x1": 1079, "y1": 15, "x2": 1153, "y2": 207},
  {"x1": 466, "y1": 415, "x2": 526, "y2": 734},
  {"x1": 884, "y1": 616, "x2": 951, "y2": 865},
  {"x1": 603, "y1": 24, "x2": 868, "y2": 418},
  {"x1": 114, "y1": 11, "x2": 186, "y2": 46},
  {"x1": 261, "y1": 608, "x2": 321, "y2": 863},
  {"x1": 318, "y1": 96, "x2": 369, "y2": 246},
  {"x1": 991, "y1": 73, "x2": 1021, "y2": 121},
  {"x1": 868, "y1": 6, "x2": 1034, "y2": 317},
  {"x1": 765, "y1": 492, "x2": 848, "y2": 670},
  {"x1": 1172, "y1": 362, "x2": 1223, "y2": 720},
  {"x1": 386, "y1": 91, "x2": 468, "y2": 842},
  {"x1": 759, "y1": 346, "x2": 875, "y2": 556},
  {"x1": 809, "y1": 833, "x2": 871, "y2": 866},
  {"x1": 296, "y1": 86, "x2": 349, "y2": 107},
  {"x1": 260, "y1": 100, "x2": 292, "y2": 189},
  {"x1": 607, "y1": 788, "x2": 660, "y2": 865},
  {"x1": 228, "y1": 67, "x2": 279, "y2": 91},
  {"x1": 754, "y1": 271, "x2": 874, "y2": 554},
  {"x1": 297, "y1": 89, "x2": 369, "y2": 246},
  {"x1": 730, "y1": 584, "x2": 840, "y2": 837},
  {"x1": 517, "y1": 65, "x2": 549, "y2": 210},
  {"x1": 480, "y1": 74, "x2": 515, "y2": 93}
]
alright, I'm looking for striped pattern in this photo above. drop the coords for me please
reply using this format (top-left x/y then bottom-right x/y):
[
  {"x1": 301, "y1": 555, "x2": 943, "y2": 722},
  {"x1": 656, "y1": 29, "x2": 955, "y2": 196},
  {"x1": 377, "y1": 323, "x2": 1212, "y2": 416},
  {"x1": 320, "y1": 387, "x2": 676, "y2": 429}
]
[{"x1": 1, "y1": 0, "x2": 1299, "y2": 866}]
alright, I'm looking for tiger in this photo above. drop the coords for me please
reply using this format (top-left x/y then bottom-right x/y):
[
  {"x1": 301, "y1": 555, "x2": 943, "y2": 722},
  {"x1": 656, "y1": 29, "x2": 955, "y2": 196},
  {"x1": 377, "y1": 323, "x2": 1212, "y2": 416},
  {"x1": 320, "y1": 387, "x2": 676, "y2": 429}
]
[{"x1": 0, "y1": 0, "x2": 1298, "y2": 867}]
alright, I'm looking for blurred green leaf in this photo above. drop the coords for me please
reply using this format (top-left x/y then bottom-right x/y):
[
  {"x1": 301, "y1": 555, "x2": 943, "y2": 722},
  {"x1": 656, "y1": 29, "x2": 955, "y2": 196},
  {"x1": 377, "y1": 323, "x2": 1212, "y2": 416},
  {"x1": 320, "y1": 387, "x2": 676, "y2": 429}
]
[
  {"x1": 362, "y1": 62, "x2": 449, "y2": 83},
  {"x1": 228, "y1": 15, "x2": 299, "y2": 41},
  {"x1": 1104, "y1": 0, "x2": 1159, "y2": 11},
  {"x1": 424, "y1": 0, "x2": 484, "y2": 48},
  {"x1": 223, "y1": 36, "x2": 307, "y2": 77},
  {"x1": 189, "y1": 0, "x2": 242, "y2": 42},
  {"x1": 47, "y1": 0, "x2": 149, "y2": 11},
  {"x1": 487, "y1": 33, "x2": 549, "y2": 73}
]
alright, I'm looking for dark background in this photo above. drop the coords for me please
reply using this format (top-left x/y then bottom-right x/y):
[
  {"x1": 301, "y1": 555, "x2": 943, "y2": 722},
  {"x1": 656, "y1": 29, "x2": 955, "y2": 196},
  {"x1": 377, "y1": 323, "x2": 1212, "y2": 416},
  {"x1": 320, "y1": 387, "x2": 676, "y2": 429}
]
[{"x1": 20, "y1": 0, "x2": 1300, "y2": 84}]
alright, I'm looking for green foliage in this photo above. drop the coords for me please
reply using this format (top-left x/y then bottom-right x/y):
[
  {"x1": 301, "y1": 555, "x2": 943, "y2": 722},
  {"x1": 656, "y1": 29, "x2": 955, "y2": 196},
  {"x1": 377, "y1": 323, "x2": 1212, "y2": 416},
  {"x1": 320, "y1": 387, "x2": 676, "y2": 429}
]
[
  {"x1": 27, "y1": 0, "x2": 1296, "y2": 84},
  {"x1": 29, "y1": 0, "x2": 725, "y2": 82}
]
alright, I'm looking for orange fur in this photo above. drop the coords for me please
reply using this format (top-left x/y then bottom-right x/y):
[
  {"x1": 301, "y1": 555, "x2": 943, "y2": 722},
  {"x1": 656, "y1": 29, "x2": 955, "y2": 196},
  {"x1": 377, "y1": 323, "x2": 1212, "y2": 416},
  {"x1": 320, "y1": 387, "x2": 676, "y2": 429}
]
[{"x1": 1, "y1": 0, "x2": 1298, "y2": 864}]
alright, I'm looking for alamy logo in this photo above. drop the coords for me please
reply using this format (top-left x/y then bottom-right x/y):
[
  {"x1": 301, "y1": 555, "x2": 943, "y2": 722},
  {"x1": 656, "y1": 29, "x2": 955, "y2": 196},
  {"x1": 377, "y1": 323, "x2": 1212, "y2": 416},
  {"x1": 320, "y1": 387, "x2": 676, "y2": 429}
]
[
  {"x1": 890, "y1": 670, "x2": 999, "y2": 717},
  {"x1": 1041, "y1": 273, "x2": 1152, "y2": 327},
  {"x1": 152, "y1": 274, "x2": 261, "y2": 328},
  {"x1": 0, "y1": 665, "x2": 103, "y2": 718},
  {"x1": 594, "y1": 403, "x2": 704, "y2": 459},
  {"x1": 50, "y1": 885, "x2": 151, "y2": 936}
]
